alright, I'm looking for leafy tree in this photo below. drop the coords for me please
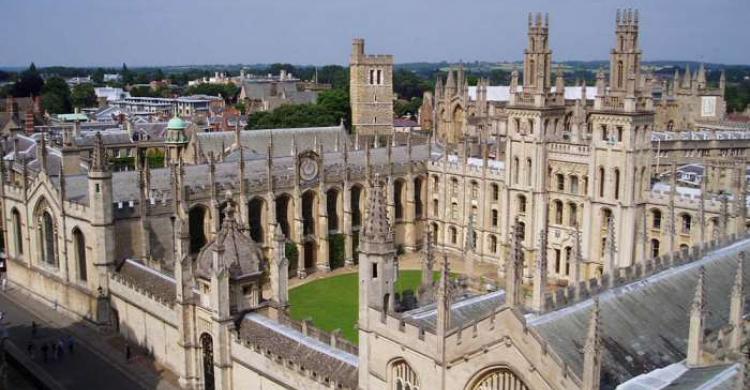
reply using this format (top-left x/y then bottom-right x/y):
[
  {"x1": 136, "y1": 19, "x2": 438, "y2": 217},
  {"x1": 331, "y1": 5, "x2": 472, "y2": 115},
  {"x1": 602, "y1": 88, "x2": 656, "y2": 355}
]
[
  {"x1": 71, "y1": 84, "x2": 97, "y2": 108},
  {"x1": 92, "y1": 68, "x2": 105, "y2": 84},
  {"x1": 129, "y1": 85, "x2": 157, "y2": 97},
  {"x1": 393, "y1": 69, "x2": 432, "y2": 100},
  {"x1": 12, "y1": 63, "x2": 44, "y2": 98},
  {"x1": 726, "y1": 80, "x2": 750, "y2": 113},
  {"x1": 394, "y1": 97, "x2": 422, "y2": 118},
  {"x1": 41, "y1": 77, "x2": 72, "y2": 114},
  {"x1": 185, "y1": 83, "x2": 239, "y2": 102},
  {"x1": 121, "y1": 63, "x2": 133, "y2": 84},
  {"x1": 246, "y1": 88, "x2": 350, "y2": 130}
]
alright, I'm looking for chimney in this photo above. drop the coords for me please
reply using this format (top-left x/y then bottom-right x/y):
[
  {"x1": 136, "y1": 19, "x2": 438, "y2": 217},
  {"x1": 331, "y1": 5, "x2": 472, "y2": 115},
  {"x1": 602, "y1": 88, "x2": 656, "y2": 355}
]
[{"x1": 33, "y1": 95, "x2": 41, "y2": 114}]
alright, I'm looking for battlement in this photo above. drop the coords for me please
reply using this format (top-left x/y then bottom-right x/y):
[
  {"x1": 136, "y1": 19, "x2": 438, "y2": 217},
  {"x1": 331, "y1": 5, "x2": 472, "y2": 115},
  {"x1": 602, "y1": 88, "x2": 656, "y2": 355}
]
[
  {"x1": 527, "y1": 12, "x2": 549, "y2": 29},
  {"x1": 616, "y1": 8, "x2": 639, "y2": 27}
]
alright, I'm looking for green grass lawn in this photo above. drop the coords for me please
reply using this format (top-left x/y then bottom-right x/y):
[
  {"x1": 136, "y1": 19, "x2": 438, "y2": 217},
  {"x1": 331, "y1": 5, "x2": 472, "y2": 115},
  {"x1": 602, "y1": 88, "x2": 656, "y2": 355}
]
[{"x1": 288, "y1": 270, "x2": 435, "y2": 344}]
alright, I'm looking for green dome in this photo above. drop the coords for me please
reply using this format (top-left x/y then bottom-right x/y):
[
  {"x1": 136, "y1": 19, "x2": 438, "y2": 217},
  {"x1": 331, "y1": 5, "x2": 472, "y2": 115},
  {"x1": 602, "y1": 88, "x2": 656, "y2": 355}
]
[{"x1": 167, "y1": 115, "x2": 188, "y2": 130}]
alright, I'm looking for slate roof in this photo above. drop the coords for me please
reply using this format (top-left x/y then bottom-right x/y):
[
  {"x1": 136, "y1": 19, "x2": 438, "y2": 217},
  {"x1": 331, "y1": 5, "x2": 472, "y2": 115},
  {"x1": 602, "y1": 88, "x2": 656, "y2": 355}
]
[
  {"x1": 527, "y1": 238, "x2": 750, "y2": 390},
  {"x1": 617, "y1": 362, "x2": 740, "y2": 389},
  {"x1": 401, "y1": 290, "x2": 506, "y2": 333},
  {"x1": 238, "y1": 314, "x2": 358, "y2": 389},
  {"x1": 114, "y1": 258, "x2": 177, "y2": 306}
]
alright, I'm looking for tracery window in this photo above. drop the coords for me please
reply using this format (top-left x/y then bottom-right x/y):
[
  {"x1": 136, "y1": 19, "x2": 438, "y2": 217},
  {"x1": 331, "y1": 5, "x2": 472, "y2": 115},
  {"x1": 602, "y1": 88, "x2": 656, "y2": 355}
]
[
  {"x1": 391, "y1": 360, "x2": 419, "y2": 390},
  {"x1": 469, "y1": 367, "x2": 529, "y2": 390},
  {"x1": 39, "y1": 211, "x2": 57, "y2": 266}
]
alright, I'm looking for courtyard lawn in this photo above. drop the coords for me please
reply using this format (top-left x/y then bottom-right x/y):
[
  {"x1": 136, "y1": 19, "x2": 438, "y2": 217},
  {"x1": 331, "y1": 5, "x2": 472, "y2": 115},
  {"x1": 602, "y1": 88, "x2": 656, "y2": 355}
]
[{"x1": 288, "y1": 270, "x2": 435, "y2": 344}]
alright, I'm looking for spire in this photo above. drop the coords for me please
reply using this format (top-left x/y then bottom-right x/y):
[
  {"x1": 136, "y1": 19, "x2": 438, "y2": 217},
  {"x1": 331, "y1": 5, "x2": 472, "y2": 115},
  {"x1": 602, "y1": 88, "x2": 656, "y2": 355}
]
[
  {"x1": 506, "y1": 218, "x2": 524, "y2": 308},
  {"x1": 696, "y1": 64, "x2": 706, "y2": 89},
  {"x1": 582, "y1": 299, "x2": 603, "y2": 390},
  {"x1": 421, "y1": 227, "x2": 435, "y2": 291},
  {"x1": 532, "y1": 228, "x2": 548, "y2": 312},
  {"x1": 604, "y1": 216, "x2": 617, "y2": 276},
  {"x1": 510, "y1": 66, "x2": 519, "y2": 93},
  {"x1": 436, "y1": 254, "x2": 451, "y2": 336},
  {"x1": 682, "y1": 64, "x2": 692, "y2": 89},
  {"x1": 719, "y1": 70, "x2": 726, "y2": 96},
  {"x1": 90, "y1": 131, "x2": 108, "y2": 172},
  {"x1": 361, "y1": 175, "x2": 392, "y2": 244},
  {"x1": 687, "y1": 267, "x2": 706, "y2": 367},
  {"x1": 729, "y1": 253, "x2": 745, "y2": 354},
  {"x1": 596, "y1": 68, "x2": 606, "y2": 96},
  {"x1": 555, "y1": 65, "x2": 565, "y2": 94},
  {"x1": 569, "y1": 224, "x2": 583, "y2": 289}
]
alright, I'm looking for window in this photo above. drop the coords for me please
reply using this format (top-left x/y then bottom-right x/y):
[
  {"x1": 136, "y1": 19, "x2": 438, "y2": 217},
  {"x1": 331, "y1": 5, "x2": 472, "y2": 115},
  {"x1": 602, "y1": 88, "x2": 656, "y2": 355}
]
[
  {"x1": 40, "y1": 211, "x2": 57, "y2": 266},
  {"x1": 518, "y1": 195, "x2": 527, "y2": 213},
  {"x1": 73, "y1": 229, "x2": 87, "y2": 281},
  {"x1": 614, "y1": 169, "x2": 621, "y2": 200},
  {"x1": 433, "y1": 176, "x2": 439, "y2": 191},
  {"x1": 554, "y1": 200, "x2": 563, "y2": 224},
  {"x1": 601, "y1": 125, "x2": 608, "y2": 141},
  {"x1": 518, "y1": 222, "x2": 526, "y2": 242},
  {"x1": 570, "y1": 176, "x2": 579, "y2": 194},
  {"x1": 650, "y1": 239, "x2": 660, "y2": 258},
  {"x1": 568, "y1": 203, "x2": 577, "y2": 226},
  {"x1": 556, "y1": 174, "x2": 564, "y2": 191},
  {"x1": 491, "y1": 210, "x2": 499, "y2": 227},
  {"x1": 369, "y1": 69, "x2": 375, "y2": 85},
  {"x1": 432, "y1": 199, "x2": 439, "y2": 215},
  {"x1": 371, "y1": 262, "x2": 378, "y2": 278},
  {"x1": 12, "y1": 209, "x2": 22, "y2": 255},
  {"x1": 598, "y1": 167, "x2": 605, "y2": 198},
  {"x1": 491, "y1": 184, "x2": 499, "y2": 201},
  {"x1": 513, "y1": 157, "x2": 520, "y2": 184},
  {"x1": 554, "y1": 249, "x2": 561, "y2": 273},
  {"x1": 564, "y1": 247, "x2": 572, "y2": 275},
  {"x1": 391, "y1": 360, "x2": 419, "y2": 390},
  {"x1": 526, "y1": 159, "x2": 532, "y2": 186},
  {"x1": 450, "y1": 227, "x2": 458, "y2": 244},
  {"x1": 489, "y1": 235, "x2": 497, "y2": 253},
  {"x1": 652, "y1": 210, "x2": 662, "y2": 229},
  {"x1": 451, "y1": 202, "x2": 459, "y2": 220},
  {"x1": 470, "y1": 181, "x2": 478, "y2": 199},
  {"x1": 451, "y1": 178, "x2": 459, "y2": 195},
  {"x1": 616, "y1": 126, "x2": 623, "y2": 142},
  {"x1": 681, "y1": 214, "x2": 692, "y2": 234},
  {"x1": 376, "y1": 69, "x2": 382, "y2": 85}
]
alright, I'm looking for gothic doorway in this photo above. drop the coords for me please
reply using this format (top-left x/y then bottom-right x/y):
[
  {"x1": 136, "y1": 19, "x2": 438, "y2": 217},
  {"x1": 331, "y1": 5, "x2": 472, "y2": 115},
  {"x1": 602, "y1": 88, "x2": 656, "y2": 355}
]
[
  {"x1": 189, "y1": 206, "x2": 208, "y2": 254},
  {"x1": 303, "y1": 241, "x2": 316, "y2": 271},
  {"x1": 200, "y1": 333, "x2": 215, "y2": 390}
]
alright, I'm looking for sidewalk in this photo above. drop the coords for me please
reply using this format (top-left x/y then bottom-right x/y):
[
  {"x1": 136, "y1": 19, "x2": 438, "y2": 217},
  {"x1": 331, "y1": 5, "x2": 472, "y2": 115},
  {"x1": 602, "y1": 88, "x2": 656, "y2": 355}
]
[{"x1": 0, "y1": 283, "x2": 180, "y2": 390}]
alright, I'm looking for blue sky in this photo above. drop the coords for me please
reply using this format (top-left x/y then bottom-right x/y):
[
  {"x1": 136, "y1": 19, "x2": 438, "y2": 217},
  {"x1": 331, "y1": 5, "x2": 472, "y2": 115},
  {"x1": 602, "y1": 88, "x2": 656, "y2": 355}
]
[{"x1": 0, "y1": 0, "x2": 747, "y2": 67}]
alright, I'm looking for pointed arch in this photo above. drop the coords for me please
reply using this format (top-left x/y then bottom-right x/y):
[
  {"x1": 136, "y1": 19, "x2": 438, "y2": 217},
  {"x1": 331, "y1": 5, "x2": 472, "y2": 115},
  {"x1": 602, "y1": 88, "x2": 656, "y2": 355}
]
[
  {"x1": 466, "y1": 365, "x2": 530, "y2": 390},
  {"x1": 389, "y1": 358, "x2": 420, "y2": 390},
  {"x1": 248, "y1": 197, "x2": 267, "y2": 243},
  {"x1": 72, "y1": 227, "x2": 87, "y2": 281}
]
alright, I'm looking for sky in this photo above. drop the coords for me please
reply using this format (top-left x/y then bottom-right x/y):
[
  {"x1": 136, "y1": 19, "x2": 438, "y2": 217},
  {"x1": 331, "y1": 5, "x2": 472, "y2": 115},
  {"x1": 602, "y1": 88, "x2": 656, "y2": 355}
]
[{"x1": 0, "y1": 0, "x2": 747, "y2": 67}]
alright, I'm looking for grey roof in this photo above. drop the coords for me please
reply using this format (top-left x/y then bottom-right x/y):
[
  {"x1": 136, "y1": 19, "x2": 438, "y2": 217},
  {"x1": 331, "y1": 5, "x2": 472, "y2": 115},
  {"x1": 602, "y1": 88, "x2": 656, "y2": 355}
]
[
  {"x1": 617, "y1": 362, "x2": 741, "y2": 390},
  {"x1": 195, "y1": 208, "x2": 264, "y2": 280},
  {"x1": 239, "y1": 314, "x2": 358, "y2": 389},
  {"x1": 114, "y1": 258, "x2": 176, "y2": 306},
  {"x1": 194, "y1": 125, "x2": 349, "y2": 159},
  {"x1": 75, "y1": 129, "x2": 134, "y2": 147},
  {"x1": 528, "y1": 239, "x2": 750, "y2": 389},
  {"x1": 401, "y1": 290, "x2": 505, "y2": 333}
]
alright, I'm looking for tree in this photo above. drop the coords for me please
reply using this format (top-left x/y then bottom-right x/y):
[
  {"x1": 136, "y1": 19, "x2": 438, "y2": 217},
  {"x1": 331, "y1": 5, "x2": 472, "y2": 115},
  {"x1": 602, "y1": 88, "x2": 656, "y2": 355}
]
[
  {"x1": 185, "y1": 83, "x2": 239, "y2": 103},
  {"x1": 393, "y1": 69, "x2": 432, "y2": 100},
  {"x1": 129, "y1": 85, "x2": 157, "y2": 97},
  {"x1": 245, "y1": 88, "x2": 351, "y2": 130},
  {"x1": 121, "y1": 63, "x2": 133, "y2": 84},
  {"x1": 92, "y1": 68, "x2": 105, "y2": 84},
  {"x1": 12, "y1": 63, "x2": 44, "y2": 98},
  {"x1": 41, "y1": 77, "x2": 72, "y2": 114},
  {"x1": 71, "y1": 84, "x2": 97, "y2": 108}
]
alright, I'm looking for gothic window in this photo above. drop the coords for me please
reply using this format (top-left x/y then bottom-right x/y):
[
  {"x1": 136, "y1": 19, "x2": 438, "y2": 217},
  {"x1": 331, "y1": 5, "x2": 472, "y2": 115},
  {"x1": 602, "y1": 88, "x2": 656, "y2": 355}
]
[
  {"x1": 201, "y1": 333, "x2": 215, "y2": 390},
  {"x1": 450, "y1": 227, "x2": 458, "y2": 245},
  {"x1": 556, "y1": 174, "x2": 564, "y2": 191},
  {"x1": 189, "y1": 206, "x2": 208, "y2": 254},
  {"x1": 73, "y1": 228, "x2": 87, "y2": 282},
  {"x1": 491, "y1": 183, "x2": 499, "y2": 201},
  {"x1": 564, "y1": 247, "x2": 572, "y2": 275},
  {"x1": 471, "y1": 181, "x2": 479, "y2": 199},
  {"x1": 376, "y1": 69, "x2": 383, "y2": 85},
  {"x1": 553, "y1": 200, "x2": 563, "y2": 224},
  {"x1": 492, "y1": 210, "x2": 499, "y2": 227},
  {"x1": 249, "y1": 197, "x2": 266, "y2": 242},
  {"x1": 451, "y1": 178, "x2": 459, "y2": 195},
  {"x1": 40, "y1": 211, "x2": 57, "y2": 266},
  {"x1": 513, "y1": 157, "x2": 520, "y2": 184},
  {"x1": 489, "y1": 235, "x2": 497, "y2": 253},
  {"x1": 433, "y1": 175, "x2": 439, "y2": 191},
  {"x1": 617, "y1": 61, "x2": 624, "y2": 88},
  {"x1": 554, "y1": 249, "x2": 561, "y2": 274},
  {"x1": 518, "y1": 221, "x2": 526, "y2": 242},
  {"x1": 433, "y1": 199, "x2": 439, "y2": 216},
  {"x1": 391, "y1": 360, "x2": 419, "y2": 390},
  {"x1": 529, "y1": 59, "x2": 536, "y2": 86},
  {"x1": 414, "y1": 178, "x2": 423, "y2": 218},
  {"x1": 616, "y1": 126, "x2": 623, "y2": 142},
  {"x1": 451, "y1": 202, "x2": 459, "y2": 220},
  {"x1": 601, "y1": 125, "x2": 608, "y2": 141},
  {"x1": 681, "y1": 214, "x2": 692, "y2": 234},
  {"x1": 12, "y1": 209, "x2": 22, "y2": 255},
  {"x1": 369, "y1": 69, "x2": 375, "y2": 85},
  {"x1": 599, "y1": 167, "x2": 606, "y2": 198},
  {"x1": 651, "y1": 239, "x2": 660, "y2": 258},
  {"x1": 468, "y1": 366, "x2": 530, "y2": 390},
  {"x1": 652, "y1": 209, "x2": 662, "y2": 229},
  {"x1": 583, "y1": 175, "x2": 589, "y2": 195},
  {"x1": 394, "y1": 180, "x2": 404, "y2": 220},
  {"x1": 667, "y1": 120, "x2": 674, "y2": 131}
]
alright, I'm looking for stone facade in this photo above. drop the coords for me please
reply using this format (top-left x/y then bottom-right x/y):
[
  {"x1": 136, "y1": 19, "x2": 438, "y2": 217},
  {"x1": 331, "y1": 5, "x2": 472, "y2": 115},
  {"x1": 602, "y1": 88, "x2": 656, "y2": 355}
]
[{"x1": 350, "y1": 39, "x2": 394, "y2": 137}]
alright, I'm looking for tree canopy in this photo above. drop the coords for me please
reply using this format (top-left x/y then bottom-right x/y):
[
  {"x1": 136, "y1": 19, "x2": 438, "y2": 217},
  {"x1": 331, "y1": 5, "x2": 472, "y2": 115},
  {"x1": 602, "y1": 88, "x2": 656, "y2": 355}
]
[
  {"x1": 41, "y1": 77, "x2": 72, "y2": 114},
  {"x1": 246, "y1": 89, "x2": 350, "y2": 130},
  {"x1": 71, "y1": 84, "x2": 97, "y2": 108},
  {"x1": 185, "y1": 83, "x2": 239, "y2": 102},
  {"x1": 12, "y1": 63, "x2": 44, "y2": 98}
]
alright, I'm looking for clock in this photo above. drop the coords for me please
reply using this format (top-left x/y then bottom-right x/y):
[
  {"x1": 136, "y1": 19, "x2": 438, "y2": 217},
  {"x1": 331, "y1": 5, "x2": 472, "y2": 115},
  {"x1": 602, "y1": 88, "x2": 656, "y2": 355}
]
[{"x1": 300, "y1": 158, "x2": 319, "y2": 181}]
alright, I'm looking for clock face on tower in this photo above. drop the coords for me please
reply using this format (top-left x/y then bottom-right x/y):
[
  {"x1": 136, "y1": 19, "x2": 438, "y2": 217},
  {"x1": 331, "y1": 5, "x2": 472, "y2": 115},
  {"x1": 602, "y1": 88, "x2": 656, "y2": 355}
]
[{"x1": 300, "y1": 157, "x2": 319, "y2": 181}]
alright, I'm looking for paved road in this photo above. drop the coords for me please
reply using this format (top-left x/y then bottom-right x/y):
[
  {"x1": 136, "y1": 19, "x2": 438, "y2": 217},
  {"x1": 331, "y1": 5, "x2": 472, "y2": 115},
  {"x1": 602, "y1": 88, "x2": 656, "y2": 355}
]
[{"x1": 0, "y1": 292, "x2": 143, "y2": 390}]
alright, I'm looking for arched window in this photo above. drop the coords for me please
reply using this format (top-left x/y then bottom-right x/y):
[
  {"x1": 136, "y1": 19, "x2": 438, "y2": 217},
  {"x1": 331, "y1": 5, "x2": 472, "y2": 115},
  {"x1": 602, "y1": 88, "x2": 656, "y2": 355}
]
[
  {"x1": 12, "y1": 209, "x2": 22, "y2": 255},
  {"x1": 40, "y1": 211, "x2": 57, "y2": 266},
  {"x1": 525, "y1": 159, "x2": 532, "y2": 186},
  {"x1": 599, "y1": 167, "x2": 606, "y2": 198},
  {"x1": 432, "y1": 199, "x2": 439, "y2": 216},
  {"x1": 470, "y1": 181, "x2": 479, "y2": 199},
  {"x1": 394, "y1": 180, "x2": 405, "y2": 220},
  {"x1": 189, "y1": 206, "x2": 208, "y2": 254},
  {"x1": 491, "y1": 183, "x2": 499, "y2": 201},
  {"x1": 650, "y1": 239, "x2": 660, "y2": 258},
  {"x1": 553, "y1": 200, "x2": 563, "y2": 224},
  {"x1": 513, "y1": 157, "x2": 520, "y2": 184},
  {"x1": 489, "y1": 235, "x2": 498, "y2": 254},
  {"x1": 564, "y1": 246, "x2": 572, "y2": 275},
  {"x1": 391, "y1": 360, "x2": 419, "y2": 390},
  {"x1": 491, "y1": 209, "x2": 499, "y2": 227},
  {"x1": 414, "y1": 177, "x2": 423, "y2": 218},
  {"x1": 518, "y1": 221, "x2": 526, "y2": 242},
  {"x1": 555, "y1": 174, "x2": 564, "y2": 191},
  {"x1": 450, "y1": 227, "x2": 458, "y2": 245},
  {"x1": 249, "y1": 197, "x2": 266, "y2": 243},
  {"x1": 432, "y1": 175, "x2": 439, "y2": 192},
  {"x1": 568, "y1": 203, "x2": 578, "y2": 226},
  {"x1": 201, "y1": 333, "x2": 215, "y2": 390},
  {"x1": 451, "y1": 202, "x2": 459, "y2": 220},
  {"x1": 451, "y1": 178, "x2": 459, "y2": 195},
  {"x1": 617, "y1": 61, "x2": 624, "y2": 88},
  {"x1": 570, "y1": 175, "x2": 579, "y2": 194},
  {"x1": 469, "y1": 367, "x2": 529, "y2": 390},
  {"x1": 73, "y1": 228, "x2": 87, "y2": 281}
]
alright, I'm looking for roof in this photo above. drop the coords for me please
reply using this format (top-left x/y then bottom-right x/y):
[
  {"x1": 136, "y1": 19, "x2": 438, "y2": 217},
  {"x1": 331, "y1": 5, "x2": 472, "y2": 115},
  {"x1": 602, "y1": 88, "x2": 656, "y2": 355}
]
[
  {"x1": 616, "y1": 362, "x2": 740, "y2": 390},
  {"x1": 468, "y1": 86, "x2": 597, "y2": 102},
  {"x1": 401, "y1": 290, "x2": 505, "y2": 333},
  {"x1": 239, "y1": 314, "x2": 358, "y2": 389},
  {"x1": 527, "y1": 238, "x2": 750, "y2": 389},
  {"x1": 114, "y1": 258, "x2": 177, "y2": 306}
]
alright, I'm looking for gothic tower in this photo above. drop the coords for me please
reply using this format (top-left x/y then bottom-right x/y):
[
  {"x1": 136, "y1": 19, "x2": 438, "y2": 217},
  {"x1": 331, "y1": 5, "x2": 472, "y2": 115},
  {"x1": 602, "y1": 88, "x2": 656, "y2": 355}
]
[
  {"x1": 587, "y1": 8, "x2": 653, "y2": 272},
  {"x1": 349, "y1": 38, "x2": 394, "y2": 137}
]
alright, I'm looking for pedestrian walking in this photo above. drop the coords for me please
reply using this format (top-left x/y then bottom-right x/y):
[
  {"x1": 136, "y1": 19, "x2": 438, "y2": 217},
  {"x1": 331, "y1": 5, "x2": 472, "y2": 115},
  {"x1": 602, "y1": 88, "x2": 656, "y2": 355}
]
[
  {"x1": 67, "y1": 335, "x2": 75, "y2": 354},
  {"x1": 125, "y1": 342, "x2": 131, "y2": 362},
  {"x1": 58, "y1": 339, "x2": 65, "y2": 359},
  {"x1": 41, "y1": 342, "x2": 48, "y2": 363}
]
